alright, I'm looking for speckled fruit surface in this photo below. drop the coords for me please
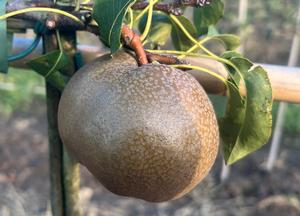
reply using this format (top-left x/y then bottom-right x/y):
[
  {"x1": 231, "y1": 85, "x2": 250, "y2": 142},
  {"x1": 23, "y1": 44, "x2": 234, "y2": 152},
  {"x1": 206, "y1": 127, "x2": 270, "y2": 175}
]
[{"x1": 58, "y1": 51, "x2": 219, "y2": 202}]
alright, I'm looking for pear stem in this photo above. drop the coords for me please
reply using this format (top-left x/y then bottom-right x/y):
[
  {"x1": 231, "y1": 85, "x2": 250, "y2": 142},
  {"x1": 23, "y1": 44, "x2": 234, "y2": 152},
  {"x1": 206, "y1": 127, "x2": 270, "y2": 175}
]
[{"x1": 121, "y1": 25, "x2": 149, "y2": 65}]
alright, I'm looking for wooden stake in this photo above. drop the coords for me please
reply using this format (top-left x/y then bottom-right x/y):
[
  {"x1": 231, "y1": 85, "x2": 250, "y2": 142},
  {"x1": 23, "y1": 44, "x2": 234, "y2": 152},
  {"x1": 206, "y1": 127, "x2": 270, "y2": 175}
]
[
  {"x1": 43, "y1": 31, "x2": 81, "y2": 216},
  {"x1": 44, "y1": 33, "x2": 64, "y2": 216},
  {"x1": 60, "y1": 31, "x2": 81, "y2": 216}
]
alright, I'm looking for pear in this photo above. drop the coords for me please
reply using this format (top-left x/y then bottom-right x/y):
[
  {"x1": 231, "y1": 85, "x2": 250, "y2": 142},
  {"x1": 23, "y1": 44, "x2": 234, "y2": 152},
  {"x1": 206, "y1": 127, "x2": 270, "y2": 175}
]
[{"x1": 58, "y1": 51, "x2": 219, "y2": 202}]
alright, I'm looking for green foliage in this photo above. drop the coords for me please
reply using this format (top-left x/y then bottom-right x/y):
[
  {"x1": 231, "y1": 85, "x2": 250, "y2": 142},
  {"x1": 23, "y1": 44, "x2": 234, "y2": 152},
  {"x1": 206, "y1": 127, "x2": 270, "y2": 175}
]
[
  {"x1": 219, "y1": 81, "x2": 246, "y2": 163},
  {"x1": 139, "y1": 13, "x2": 198, "y2": 51},
  {"x1": 209, "y1": 34, "x2": 240, "y2": 50},
  {"x1": 139, "y1": 12, "x2": 172, "y2": 48},
  {"x1": 218, "y1": 0, "x2": 299, "y2": 64},
  {"x1": 272, "y1": 102, "x2": 300, "y2": 134},
  {"x1": 192, "y1": 34, "x2": 241, "y2": 54},
  {"x1": 27, "y1": 50, "x2": 71, "y2": 91},
  {"x1": 170, "y1": 15, "x2": 198, "y2": 51},
  {"x1": 93, "y1": 0, "x2": 136, "y2": 53},
  {"x1": 209, "y1": 95, "x2": 227, "y2": 118},
  {"x1": 284, "y1": 104, "x2": 300, "y2": 133},
  {"x1": 0, "y1": 68, "x2": 45, "y2": 116},
  {"x1": 193, "y1": 0, "x2": 224, "y2": 36},
  {"x1": 220, "y1": 54, "x2": 273, "y2": 164}
]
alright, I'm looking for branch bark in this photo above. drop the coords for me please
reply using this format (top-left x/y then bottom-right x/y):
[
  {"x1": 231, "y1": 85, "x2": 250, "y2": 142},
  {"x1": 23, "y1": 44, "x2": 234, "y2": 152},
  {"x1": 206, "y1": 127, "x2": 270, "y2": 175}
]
[
  {"x1": 132, "y1": 0, "x2": 213, "y2": 16},
  {"x1": 146, "y1": 52, "x2": 188, "y2": 65},
  {"x1": 5, "y1": 0, "x2": 209, "y2": 67},
  {"x1": 6, "y1": 0, "x2": 213, "y2": 33},
  {"x1": 6, "y1": 0, "x2": 98, "y2": 34}
]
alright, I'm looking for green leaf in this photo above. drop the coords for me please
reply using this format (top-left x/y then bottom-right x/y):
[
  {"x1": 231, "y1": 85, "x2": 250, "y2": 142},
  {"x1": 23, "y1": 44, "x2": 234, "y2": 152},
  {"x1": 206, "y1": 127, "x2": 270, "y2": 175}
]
[
  {"x1": 230, "y1": 57, "x2": 253, "y2": 85},
  {"x1": 93, "y1": 0, "x2": 136, "y2": 53},
  {"x1": 227, "y1": 66, "x2": 273, "y2": 164},
  {"x1": 222, "y1": 51, "x2": 243, "y2": 59},
  {"x1": 207, "y1": 25, "x2": 219, "y2": 36},
  {"x1": 210, "y1": 34, "x2": 240, "y2": 50},
  {"x1": 193, "y1": 0, "x2": 224, "y2": 36},
  {"x1": 139, "y1": 12, "x2": 172, "y2": 48},
  {"x1": 171, "y1": 15, "x2": 198, "y2": 51},
  {"x1": 209, "y1": 95, "x2": 228, "y2": 118},
  {"x1": 219, "y1": 81, "x2": 246, "y2": 160},
  {"x1": 221, "y1": 51, "x2": 247, "y2": 87},
  {"x1": 26, "y1": 50, "x2": 71, "y2": 91},
  {"x1": 220, "y1": 57, "x2": 273, "y2": 164},
  {"x1": 188, "y1": 34, "x2": 240, "y2": 55}
]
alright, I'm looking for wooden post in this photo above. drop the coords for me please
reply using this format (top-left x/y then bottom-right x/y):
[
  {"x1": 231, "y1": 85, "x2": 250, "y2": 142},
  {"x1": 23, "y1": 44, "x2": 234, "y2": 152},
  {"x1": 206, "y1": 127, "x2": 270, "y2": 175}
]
[
  {"x1": 60, "y1": 32, "x2": 81, "y2": 216},
  {"x1": 46, "y1": 86, "x2": 65, "y2": 216},
  {"x1": 44, "y1": 31, "x2": 81, "y2": 216},
  {"x1": 44, "y1": 33, "x2": 65, "y2": 216}
]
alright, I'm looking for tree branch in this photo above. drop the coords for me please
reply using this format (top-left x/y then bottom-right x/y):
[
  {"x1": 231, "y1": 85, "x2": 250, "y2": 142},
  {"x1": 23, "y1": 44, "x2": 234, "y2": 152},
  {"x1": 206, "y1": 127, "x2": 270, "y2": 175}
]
[
  {"x1": 5, "y1": 0, "x2": 213, "y2": 33},
  {"x1": 6, "y1": 0, "x2": 98, "y2": 34},
  {"x1": 146, "y1": 52, "x2": 188, "y2": 66},
  {"x1": 132, "y1": 0, "x2": 213, "y2": 16},
  {"x1": 5, "y1": 0, "x2": 209, "y2": 67}
]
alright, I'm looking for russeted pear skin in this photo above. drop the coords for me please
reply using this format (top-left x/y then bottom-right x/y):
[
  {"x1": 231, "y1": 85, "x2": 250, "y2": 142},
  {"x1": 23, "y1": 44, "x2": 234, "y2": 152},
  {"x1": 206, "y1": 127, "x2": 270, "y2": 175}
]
[{"x1": 58, "y1": 51, "x2": 219, "y2": 202}]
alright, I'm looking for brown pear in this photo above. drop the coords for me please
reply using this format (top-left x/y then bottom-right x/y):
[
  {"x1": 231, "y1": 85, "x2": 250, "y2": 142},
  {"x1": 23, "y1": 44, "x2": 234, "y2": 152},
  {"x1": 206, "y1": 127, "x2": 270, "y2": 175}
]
[{"x1": 58, "y1": 51, "x2": 219, "y2": 202}]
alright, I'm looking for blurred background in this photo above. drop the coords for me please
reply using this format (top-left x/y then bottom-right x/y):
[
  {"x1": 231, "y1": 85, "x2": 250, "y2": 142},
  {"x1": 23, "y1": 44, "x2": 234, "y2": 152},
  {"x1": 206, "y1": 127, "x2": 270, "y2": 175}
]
[{"x1": 1, "y1": 0, "x2": 300, "y2": 215}]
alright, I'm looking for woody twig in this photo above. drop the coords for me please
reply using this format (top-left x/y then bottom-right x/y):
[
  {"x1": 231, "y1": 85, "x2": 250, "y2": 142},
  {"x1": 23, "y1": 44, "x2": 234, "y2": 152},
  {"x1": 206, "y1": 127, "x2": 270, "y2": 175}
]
[
  {"x1": 132, "y1": 0, "x2": 213, "y2": 16},
  {"x1": 146, "y1": 52, "x2": 188, "y2": 66}
]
